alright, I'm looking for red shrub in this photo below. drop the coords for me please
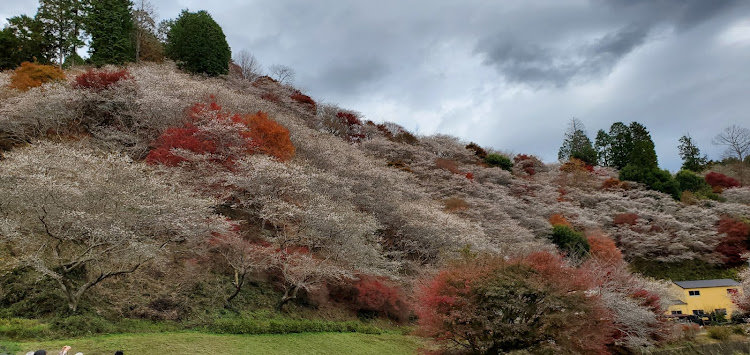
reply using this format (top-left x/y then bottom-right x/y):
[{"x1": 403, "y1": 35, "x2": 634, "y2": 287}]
[
  {"x1": 705, "y1": 172, "x2": 741, "y2": 189},
  {"x1": 613, "y1": 213, "x2": 639, "y2": 226},
  {"x1": 465, "y1": 172, "x2": 474, "y2": 181},
  {"x1": 586, "y1": 232, "x2": 623, "y2": 265},
  {"x1": 147, "y1": 99, "x2": 293, "y2": 167},
  {"x1": 336, "y1": 111, "x2": 361, "y2": 126},
  {"x1": 290, "y1": 91, "x2": 316, "y2": 110},
  {"x1": 715, "y1": 216, "x2": 750, "y2": 266},
  {"x1": 354, "y1": 276, "x2": 408, "y2": 320},
  {"x1": 9, "y1": 61, "x2": 66, "y2": 91},
  {"x1": 260, "y1": 92, "x2": 281, "y2": 103},
  {"x1": 73, "y1": 69, "x2": 131, "y2": 90}
]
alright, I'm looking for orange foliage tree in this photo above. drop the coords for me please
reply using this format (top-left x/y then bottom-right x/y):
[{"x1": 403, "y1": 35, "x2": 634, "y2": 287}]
[
  {"x1": 415, "y1": 252, "x2": 613, "y2": 354},
  {"x1": 240, "y1": 111, "x2": 295, "y2": 162},
  {"x1": 9, "y1": 61, "x2": 66, "y2": 91}
]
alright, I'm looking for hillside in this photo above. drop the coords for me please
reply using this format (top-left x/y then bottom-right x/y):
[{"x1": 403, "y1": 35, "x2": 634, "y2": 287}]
[{"x1": 1, "y1": 62, "x2": 750, "y2": 353}]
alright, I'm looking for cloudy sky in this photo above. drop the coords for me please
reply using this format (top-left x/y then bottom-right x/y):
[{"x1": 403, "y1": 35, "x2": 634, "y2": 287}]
[{"x1": 3, "y1": 0, "x2": 750, "y2": 170}]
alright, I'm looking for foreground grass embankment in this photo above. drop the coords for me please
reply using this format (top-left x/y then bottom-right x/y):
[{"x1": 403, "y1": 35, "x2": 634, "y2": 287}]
[{"x1": 5, "y1": 331, "x2": 423, "y2": 355}]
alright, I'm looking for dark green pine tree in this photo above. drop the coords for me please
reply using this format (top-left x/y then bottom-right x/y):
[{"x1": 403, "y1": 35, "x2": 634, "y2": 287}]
[
  {"x1": 607, "y1": 122, "x2": 633, "y2": 170},
  {"x1": 594, "y1": 129, "x2": 612, "y2": 167},
  {"x1": 628, "y1": 122, "x2": 658, "y2": 169},
  {"x1": 166, "y1": 10, "x2": 231, "y2": 76},
  {"x1": 0, "y1": 28, "x2": 21, "y2": 70},
  {"x1": 88, "y1": 0, "x2": 135, "y2": 65},
  {"x1": 678, "y1": 134, "x2": 707, "y2": 172},
  {"x1": 558, "y1": 118, "x2": 598, "y2": 166}
]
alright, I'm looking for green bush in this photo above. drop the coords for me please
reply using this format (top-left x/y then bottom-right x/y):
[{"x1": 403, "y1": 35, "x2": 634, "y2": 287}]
[
  {"x1": 675, "y1": 170, "x2": 708, "y2": 192},
  {"x1": 620, "y1": 165, "x2": 680, "y2": 199},
  {"x1": 207, "y1": 317, "x2": 383, "y2": 335},
  {"x1": 0, "y1": 318, "x2": 51, "y2": 340},
  {"x1": 166, "y1": 10, "x2": 231, "y2": 76},
  {"x1": 549, "y1": 225, "x2": 590, "y2": 259},
  {"x1": 50, "y1": 316, "x2": 116, "y2": 337},
  {"x1": 707, "y1": 326, "x2": 732, "y2": 340},
  {"x1": 485, "y1": 153, "x2": 513, "y2": 171}
]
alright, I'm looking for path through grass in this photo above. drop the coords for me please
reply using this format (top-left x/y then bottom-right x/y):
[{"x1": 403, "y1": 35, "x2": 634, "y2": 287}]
[{"x1": 9, "y1": 331, "x2": 423, "y2": 355}]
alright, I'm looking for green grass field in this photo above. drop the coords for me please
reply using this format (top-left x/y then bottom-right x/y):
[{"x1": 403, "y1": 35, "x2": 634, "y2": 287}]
[{"x1": 6, "y1": 331, "x2": 424, "y2": 355}]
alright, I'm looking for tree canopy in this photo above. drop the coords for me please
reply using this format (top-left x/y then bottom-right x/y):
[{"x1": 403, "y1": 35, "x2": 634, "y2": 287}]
[{"x1": 166, "y1": 10, "x2": 231, "y2": 76}]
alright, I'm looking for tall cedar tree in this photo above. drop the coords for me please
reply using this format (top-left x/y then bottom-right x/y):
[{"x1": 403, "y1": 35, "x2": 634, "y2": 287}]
[
  {"x1": 594, "y1": 129, "x2": 611, "y2": 166},
  {"x1": 558, "y1": 118, "x2": 598, "y2": 166},
  {"x1": 678, "y1": 134, "x2": 707, "y2": 172},
  {"x1": 88, "y1": 0, "x2": 135, "y2": 65},
  {"x1": 3, "y1": 15, "x2": 54, "y2": 68},
  {"x1": 608, "y1": 122, "x2": 634, "y2": 169},
  {"x1": 36, "y1": 0, "x2": 87, "y2": 67},
  {"x1": 619, "y1": 122, "x2": 680, "y2": 199},
  {"x1": 166, "y1": 10, "x2": 231, "y2": 76},
  {"x1": 628, "y1": 122, "x2": 658, "y2": 169}
]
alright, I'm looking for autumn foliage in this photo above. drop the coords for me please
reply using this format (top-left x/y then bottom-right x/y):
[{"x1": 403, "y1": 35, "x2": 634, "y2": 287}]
[
  {"x1": 146, "y1": 98, "x2": 294, "y2": 167},
  {"x1": 614, "y1": 213, "x2": 639, "y2": 226},
  {"x1": 353, "y1": 276, "x2": 408, "y2": 320},
  {"x1": 715, "y1": 216, "x2": 750, "y2": 266},
  {"x1": 241, "y1": 111, "x2": 296, "y2": 162},
  {"x1": 415, "y1": 252, "x2": 612, "y2": 354},
  {"x1": 587, "y1": 231, "x2": 624, "y2": 264},
  {"x1": 548, "y1": 213, "x2": 573, "y2": 228},
  {"x1": 9, "y1": 61, "x2": 66, "y2": 91},
  {"x1": 73, "y1": 69, "x2": 131, "y2": 90},
  {"x1": 705, "y1": 171, "x2": 741, "y2": 189},
  {"x1": 290, "y1": 91, "x2": 316, "y2": 110}
]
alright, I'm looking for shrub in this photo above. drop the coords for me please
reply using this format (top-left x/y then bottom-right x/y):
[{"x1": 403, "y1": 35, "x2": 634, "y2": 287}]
[
  {"x1": 613, "y1": 213, "x2": 639, "y2": 226},
  {"x1": 434, "y1": 158, "x2": 461, "y2": 174},
  {"x1": 392, "y1": 131, "x2": 418, "y2": 145},
  {"x1": 146, "y1": 99, "x2": 257, "y2": 167},
  {"x1": 548, "y1": 214, "x2": 572, "y2": 228},
  {"x1": 602, "y1": 177, "x2": 625, "y2": 189},
  {"x1": 260, "y1": 92, "x2": 281, "y2": 103},
  {"x1": 549, "y1": 225, "x2": 590, "y2": 259},
  {"x1": 415, "y1": 252, "x2": 612, "y2": 354},
  {"x1": 560, "y1": 158, "x2": 594, "y2": 173},
  {"x1": 715, "y1": 217, "x2": 750, "y2": 266},
  {"x1": 290, "y1": 91, "x2": 316, "y2": 110},
  {"x1": 353, "y1": 276, "x2": 409, "y2": 321},
  {"x1": 706, "y1": 171, "x2": 741, "y2": 189},
  {"x1": 676, "y1": 169, "x2": 711, "y2": 193},
  {"x1": 587, "y1": 232, "x2": 623, "y2": 264},
  {"x1": 73, "y1": 69, "x2": 131, "y2": 91},
  {"x1": 484, "y1": 153, "x2": 512, "y2": 171},
  {"x1": 465, "y1": 142, "x2": 487, "y2": 159},
  {"x1": 166, "y1": 10, "x2": 231, "y2": 76},
  {"x1": 619, "y1": 165, "x2": 680, "y2": 200},
  {"x1": 8, "y1": 61, "x2": 66, "y2": 91},
  {"x1": 513, "y1": 154, "x2": 544, "y2": 176},
  {"x1": 241, "y1": 111, "x2": 295, "y2": 162},
  {"x1": 0, "y1": 318, "x2": 51, "y2": 340},
  {"x1": 707, "y1": 326, "x2": 732, "y2": 340},
  {"x1": 443, "y1": 198, "x2": 469, "y2": 212}
]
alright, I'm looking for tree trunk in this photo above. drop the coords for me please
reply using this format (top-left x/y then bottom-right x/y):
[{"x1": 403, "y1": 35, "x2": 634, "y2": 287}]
[
  {"x1": 225, "y1": 270, "x2": 245, "y2": 304},
  {"x1": 275, "y1": 285, "x2": 299, "y2": 312}
]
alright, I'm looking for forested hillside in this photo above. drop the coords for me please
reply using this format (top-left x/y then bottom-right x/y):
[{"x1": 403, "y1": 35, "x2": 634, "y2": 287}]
[{"x1": 0, "y1": 61, "x2": 749, "y2": 353}]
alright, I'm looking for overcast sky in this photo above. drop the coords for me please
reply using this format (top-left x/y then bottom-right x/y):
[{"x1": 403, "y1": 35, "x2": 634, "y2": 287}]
[{"x1": 3, "y1": 0, "x2": 750, "y2": 170}]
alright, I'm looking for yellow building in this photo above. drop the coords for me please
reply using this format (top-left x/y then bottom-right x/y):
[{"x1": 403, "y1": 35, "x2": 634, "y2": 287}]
[{"x1": 666, "y1": 279, "x2": 742, "y2": 318}]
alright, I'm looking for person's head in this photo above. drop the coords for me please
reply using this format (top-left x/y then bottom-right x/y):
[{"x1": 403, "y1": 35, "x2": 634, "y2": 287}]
[
  {"x1": 114, "y1": 351, "x2": 124, "y2": 355},
  {"x1": 75, "y1": 353, "x2": 84, "y2": 355},
  {"x1": 33, "y1": 351, "x2": 46, "y2": 355}
]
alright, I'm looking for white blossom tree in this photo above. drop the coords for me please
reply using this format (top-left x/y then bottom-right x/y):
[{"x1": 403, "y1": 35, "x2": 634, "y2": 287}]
[{"x1": 0, "y1": 142, "x2": 230, "y2": 311}]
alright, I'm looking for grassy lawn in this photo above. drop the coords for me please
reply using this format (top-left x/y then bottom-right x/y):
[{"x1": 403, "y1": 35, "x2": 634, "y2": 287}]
[{"x1": 7, "y1": 331, "x2": 424, "y2": 355}]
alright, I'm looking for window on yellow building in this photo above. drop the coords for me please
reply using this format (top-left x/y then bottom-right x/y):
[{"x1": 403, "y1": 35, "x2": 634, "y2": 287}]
[
  {"x1": 693, "y1": 310, "x2": 705, "y2": 315},
  {"x1": 689, "y1": 290, "x2": 700, "y2": 296},
  {"x1": 671, "y1": 311, "x2": 682, "y2": 315}
]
